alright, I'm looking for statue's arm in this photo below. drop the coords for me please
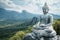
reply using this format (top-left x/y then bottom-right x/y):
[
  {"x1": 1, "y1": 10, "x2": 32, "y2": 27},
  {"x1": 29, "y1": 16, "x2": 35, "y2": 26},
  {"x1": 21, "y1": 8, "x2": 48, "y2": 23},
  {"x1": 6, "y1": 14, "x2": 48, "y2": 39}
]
[
  {"x1": 46, "y1": 15, "x2": 53, "y2": 26},
  {"x1": 33, "y1": 22, "x2": 40, "y2": 30}
]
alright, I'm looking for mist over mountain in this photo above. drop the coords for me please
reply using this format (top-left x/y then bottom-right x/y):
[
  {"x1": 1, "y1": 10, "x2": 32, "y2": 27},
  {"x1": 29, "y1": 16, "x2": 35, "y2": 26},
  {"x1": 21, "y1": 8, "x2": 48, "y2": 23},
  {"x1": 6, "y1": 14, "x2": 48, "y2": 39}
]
[
  {"x1": 0, "y1": 8, "x2": 60, "y2": 22},
  {"x1": 0, "y1": 8, "x2": 60, "y2": 27},
  {"x1": 0, "y1": 8, "x2": 39, "y2": 28},
  {"x1": 0, "y1": 8, "x2": 38, "y2": 22},
  {"x1": 51, "y1": 14, "x2": 60, "y2": 19}
]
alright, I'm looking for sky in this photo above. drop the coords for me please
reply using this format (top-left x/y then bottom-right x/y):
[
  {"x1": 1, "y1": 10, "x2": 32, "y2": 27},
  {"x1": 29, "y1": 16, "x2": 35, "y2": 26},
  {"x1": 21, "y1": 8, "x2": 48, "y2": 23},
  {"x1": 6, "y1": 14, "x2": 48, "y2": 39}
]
[{"x1": 0, "y1": 0, "x2": 60, "y2": 15}]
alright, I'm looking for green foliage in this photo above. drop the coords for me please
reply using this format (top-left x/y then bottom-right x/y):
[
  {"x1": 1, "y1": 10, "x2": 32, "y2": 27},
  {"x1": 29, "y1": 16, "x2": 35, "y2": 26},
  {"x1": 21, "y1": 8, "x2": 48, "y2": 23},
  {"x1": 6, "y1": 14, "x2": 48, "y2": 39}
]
[
  {"x1": 53, "y1": 19, "x2": 60, "y2": 35},
  {"x1": 9, "y1": 26, "x2": 33, "y2": 40},
  {"x1": 9, "y1": 31, "x2": 26, "y2": 40}
]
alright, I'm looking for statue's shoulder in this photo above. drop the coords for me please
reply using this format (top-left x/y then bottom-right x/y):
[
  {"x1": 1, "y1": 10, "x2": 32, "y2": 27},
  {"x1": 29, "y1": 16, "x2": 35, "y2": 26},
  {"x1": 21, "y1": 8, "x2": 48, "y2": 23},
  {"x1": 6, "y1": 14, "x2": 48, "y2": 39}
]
[
  {"x1": 39, "y1": 14, "x2": 43, "y2": 18},
  {"x1": 32, "y1": 17, "x2": 39, "y2": 22},
  {"x1": 47, "y1": 14, "x2": 53, "y2": 18},
  {"x1": 32, "y1": 17, "x2": 38, "y2": 20}
]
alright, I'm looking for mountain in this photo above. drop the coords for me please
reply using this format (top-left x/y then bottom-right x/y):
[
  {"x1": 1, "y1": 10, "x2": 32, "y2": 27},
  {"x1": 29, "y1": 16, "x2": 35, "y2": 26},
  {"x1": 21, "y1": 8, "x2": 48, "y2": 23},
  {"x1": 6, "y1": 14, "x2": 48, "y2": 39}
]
[
  {"x1": 0, "y1": 8, "x2": 37, "y2": 22},
  {"x1": 0, "y1": 8, "x2": 60, "y2": 28},
  {"x1": 0, "y1": 8, "x2": 39, "y2": 28},
  {"x1": 0, "y1": 8, "x2": 60, "y2": 22},
  {"x1": 51, "y1": 14, "x2": 60, "y2": 19}
]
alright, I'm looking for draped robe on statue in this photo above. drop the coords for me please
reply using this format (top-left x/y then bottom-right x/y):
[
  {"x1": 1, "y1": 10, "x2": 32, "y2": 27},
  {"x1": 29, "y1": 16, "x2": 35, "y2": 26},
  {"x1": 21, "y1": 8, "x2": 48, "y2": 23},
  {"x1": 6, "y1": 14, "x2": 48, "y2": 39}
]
[
  {"x1": 33, "y1": 14, "x2": 56, "y2": 38},
  {"x1": 23, "y1": 14, "x2": 57, "y2": 40}
]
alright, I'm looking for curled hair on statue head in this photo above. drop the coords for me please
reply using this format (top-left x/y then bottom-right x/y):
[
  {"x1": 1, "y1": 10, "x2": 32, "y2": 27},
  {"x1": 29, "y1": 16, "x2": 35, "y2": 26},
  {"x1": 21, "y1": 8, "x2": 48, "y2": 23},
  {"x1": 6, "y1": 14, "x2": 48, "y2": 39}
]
[{"x1": 42, "y1": 2, "x2": 49, "y2": 11}]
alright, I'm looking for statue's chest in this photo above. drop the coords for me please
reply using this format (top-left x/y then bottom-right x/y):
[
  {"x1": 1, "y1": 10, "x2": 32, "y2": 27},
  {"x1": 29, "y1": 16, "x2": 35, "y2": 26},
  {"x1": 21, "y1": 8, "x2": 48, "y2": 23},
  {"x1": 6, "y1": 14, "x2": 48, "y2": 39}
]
[
  {"x1": 40, "y1": 15, "x2": 49, "y2": 24},
  {"x1": 40, "y1": 15, "x2": 48, "y2": 21}
]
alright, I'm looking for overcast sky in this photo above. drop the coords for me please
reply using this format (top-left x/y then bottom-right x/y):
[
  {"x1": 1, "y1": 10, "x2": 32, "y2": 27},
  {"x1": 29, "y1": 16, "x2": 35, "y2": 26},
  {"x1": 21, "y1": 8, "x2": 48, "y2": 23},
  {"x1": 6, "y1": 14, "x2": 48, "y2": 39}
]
[{"x1": 0, "y1": 0, "x2": 60, "y2": 15}]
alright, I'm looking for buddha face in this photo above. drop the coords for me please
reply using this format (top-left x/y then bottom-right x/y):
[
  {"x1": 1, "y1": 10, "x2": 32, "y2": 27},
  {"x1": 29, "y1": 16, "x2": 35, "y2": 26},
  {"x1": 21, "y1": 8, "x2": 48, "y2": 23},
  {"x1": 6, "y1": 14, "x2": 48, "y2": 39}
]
[{"x1": 43, "y1": 8, "x2": 49, "y2": 14}]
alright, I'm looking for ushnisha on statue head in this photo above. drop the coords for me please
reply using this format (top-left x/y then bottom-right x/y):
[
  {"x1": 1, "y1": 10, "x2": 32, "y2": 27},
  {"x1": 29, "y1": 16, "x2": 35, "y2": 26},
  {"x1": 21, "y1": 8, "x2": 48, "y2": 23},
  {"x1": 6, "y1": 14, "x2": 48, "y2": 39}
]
[{"x1": 42, "y1": 2, "x2": 49, "y2": 14}]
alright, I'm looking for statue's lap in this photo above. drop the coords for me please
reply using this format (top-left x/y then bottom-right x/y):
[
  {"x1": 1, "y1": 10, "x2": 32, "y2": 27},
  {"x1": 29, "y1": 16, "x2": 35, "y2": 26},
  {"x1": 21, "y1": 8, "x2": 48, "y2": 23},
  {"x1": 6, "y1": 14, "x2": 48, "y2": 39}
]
[{"x1": 33, "y1": 28, "x2": 56, "y2": 38}]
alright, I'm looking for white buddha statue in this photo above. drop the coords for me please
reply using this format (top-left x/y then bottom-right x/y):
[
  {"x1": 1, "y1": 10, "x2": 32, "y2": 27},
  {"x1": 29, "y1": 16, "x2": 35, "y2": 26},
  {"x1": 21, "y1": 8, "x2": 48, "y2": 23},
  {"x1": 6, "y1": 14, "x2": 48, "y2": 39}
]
[
  {"x1": 23, "y1": 2, "x2": 57, "y2": 40},
  {"x1": 33, "y1": 2, "x2": 57, "y2": 40}
]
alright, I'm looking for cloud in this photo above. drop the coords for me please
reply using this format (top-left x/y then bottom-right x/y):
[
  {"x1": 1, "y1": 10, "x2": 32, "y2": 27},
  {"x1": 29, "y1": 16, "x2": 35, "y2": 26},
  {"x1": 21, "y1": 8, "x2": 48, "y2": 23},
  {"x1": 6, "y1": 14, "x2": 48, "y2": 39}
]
[
  {"x1": 0, "y1": 0, "x2": 60, "y2": 15},
  {"x1": 0, "y1": 0, "x2": 23, "y2": 12}
]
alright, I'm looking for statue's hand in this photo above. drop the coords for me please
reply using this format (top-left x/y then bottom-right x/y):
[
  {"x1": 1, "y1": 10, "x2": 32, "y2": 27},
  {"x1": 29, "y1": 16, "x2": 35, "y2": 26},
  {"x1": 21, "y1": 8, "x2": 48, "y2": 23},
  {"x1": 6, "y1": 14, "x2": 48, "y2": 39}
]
[
  {"x1": 40, "y1": 24, "x2": 46, "y2": 27},
  {"x1": 44, "y1": 29, "x2": 52, "y2": 33},
  {"x1": 50, "y1": 31, "x2": 56, "y2": 37}
]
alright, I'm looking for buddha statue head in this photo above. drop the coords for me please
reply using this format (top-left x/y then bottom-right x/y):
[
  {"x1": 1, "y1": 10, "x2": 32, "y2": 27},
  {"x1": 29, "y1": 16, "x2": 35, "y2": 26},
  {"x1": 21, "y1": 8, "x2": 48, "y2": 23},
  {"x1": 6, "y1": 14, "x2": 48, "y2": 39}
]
[{"x1": 42, "y1": 2, "x2": 49, "y2": 14}]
